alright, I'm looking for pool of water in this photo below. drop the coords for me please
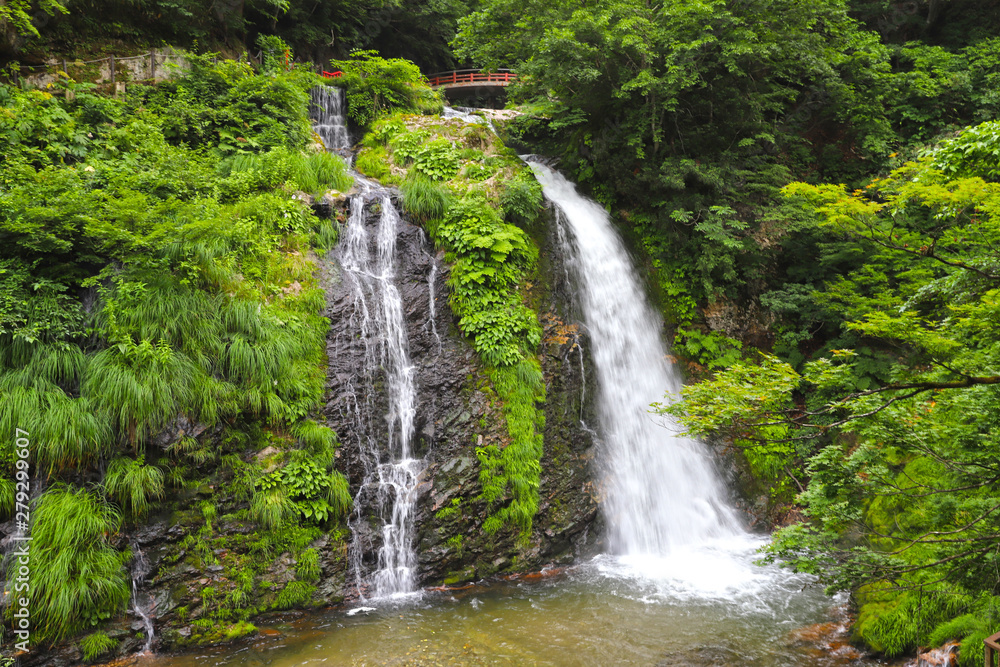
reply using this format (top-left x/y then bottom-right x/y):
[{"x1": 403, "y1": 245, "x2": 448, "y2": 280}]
[{"x1": 140, "y1": 537, "x2": 877, "y2": 667}]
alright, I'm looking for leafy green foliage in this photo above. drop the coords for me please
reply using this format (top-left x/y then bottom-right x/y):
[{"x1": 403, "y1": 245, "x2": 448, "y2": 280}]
[
  {"x1": 0, "y1": 0, "x2": 67, "y2": 37},
  {"x1": 500, "y1": 171, "x2": 544, "y2": 228},
  {"x1": 0, "y1": 59, "x2": 354, "y2": 648},
  {"x1": 389, "y1": 129, "x2": 432, "y2": 165},
  {"x1": 412, "y1": 138, "x2": 460, "y2": 181},
  {"x1": 669, "y1": 130, "x2": 1000, "y2": 661},
  {"x1": 330, "y1": 50, "x2": 440, "y2": 126},
  {"x1": 253, "y1": 458, "x2": 351, "y2": 527},
  {"x1": 437, "y1": 194, "x2": 541, "y2": 366}
]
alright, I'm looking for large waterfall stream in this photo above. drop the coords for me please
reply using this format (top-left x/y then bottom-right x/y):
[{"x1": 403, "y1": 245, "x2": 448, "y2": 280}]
[
  {"x1": 528, "y1": 162, "x2": 743, "y2": 555},
  {"x1": 527, "y1": 162, "x2": 783, "y2": 600}
]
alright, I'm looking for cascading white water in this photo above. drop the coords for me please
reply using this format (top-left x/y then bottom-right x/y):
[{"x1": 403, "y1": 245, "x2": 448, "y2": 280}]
[
  {"x1": 129, "y1": 541, "x2": 155, "y2": 654},
  {"x1": 311, "y1": 86, "x2": 351, "y2": 151},
  {"x1": 425, "y1": 264, "x2": 443, "y2": 356},
  {"x1": 339, "y1": 193, "x2": 424, "y2": 599},
  {"x1": 528, "y1": 162, "x2": 744, "y2": 557},
  {"x1": 442, "y1": 106, "x2": 499, "y2": 134}
]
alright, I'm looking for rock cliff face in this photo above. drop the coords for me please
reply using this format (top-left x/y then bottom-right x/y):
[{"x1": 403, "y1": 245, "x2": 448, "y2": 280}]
[
  {"x1": 321, "y1": 195, "x2": 601, "y2": 591},
  {"x1": 18, "y1": 194, "x2": 603, "y2": 667}
]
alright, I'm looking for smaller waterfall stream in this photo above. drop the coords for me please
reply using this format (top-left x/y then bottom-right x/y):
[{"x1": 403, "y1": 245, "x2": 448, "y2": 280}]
[
  {"x1": 309, "y1": 85, "x2": 424, "y2": 601},
  {"x1": 130, "y1": 541, "x2": 155, "y2": 654},
  {"x1": 310, "y1": 86, "x2": 351, "y2": 151},
  {"x1": 339, "y1": 193, "x2": 424, "y2": 600}
]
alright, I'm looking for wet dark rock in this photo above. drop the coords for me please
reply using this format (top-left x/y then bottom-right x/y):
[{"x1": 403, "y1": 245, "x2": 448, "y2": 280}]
[
  {"x1": 150, "y1": 415, "x2": 209, "y2": 450},
  {"x1": 322, "y1": 197, "x2": 601, "y2": 590},
  {"x1": 915, "y1": 643, "x2": 960, "y2": 667},
  {"x1": 38, "y1": 190, "x2": 602, "y2": 665},
  {"x1": 18, "y1": 643, "x2": 82, "y2": 667}
]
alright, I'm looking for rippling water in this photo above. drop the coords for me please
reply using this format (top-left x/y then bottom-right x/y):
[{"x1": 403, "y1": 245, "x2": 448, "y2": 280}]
[{"x1": 140, "y1": 537, "x2": 871, "y2": 667}]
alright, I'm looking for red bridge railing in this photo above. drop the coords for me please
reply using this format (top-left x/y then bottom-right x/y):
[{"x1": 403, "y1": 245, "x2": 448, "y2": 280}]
[
  {"x1": 425, "y1": 69, "x2": 516, "y2": 88},
  {"x1": 986, "y1": 631, "x2": 1000, "y2": 667}
]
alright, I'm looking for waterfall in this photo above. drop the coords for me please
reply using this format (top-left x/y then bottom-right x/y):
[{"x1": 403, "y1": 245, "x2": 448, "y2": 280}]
[
  {"x1": 308, "y1": 84, "x2": 423, "y2": 600},
  {"x1": 339, "y1": 194, "x2": 424, "y2": 599},
  {"x1": 129, "y1": 541, "x2": 155, "y2": 654},
  {"x1": 528, "y1": 162, "x2": 744, "y2": 556},
  {"x1": 426, "y1": 264, "x2": 443, "y2": 356},
  {"x1": 310, "y1": 86, "x2": 351, "y2": 151}
]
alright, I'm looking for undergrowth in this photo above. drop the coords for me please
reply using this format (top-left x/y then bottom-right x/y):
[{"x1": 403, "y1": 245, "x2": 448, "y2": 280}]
[{"x1": 0, "y1": 57, "x2": 353, "y2": 647}]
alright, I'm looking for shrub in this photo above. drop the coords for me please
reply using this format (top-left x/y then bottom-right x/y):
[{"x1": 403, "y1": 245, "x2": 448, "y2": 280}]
[
  {"x1": 80, "y1": 631, "x2": 118, "y2": 661},
  {"x1": 400, "y1": 172, "x2": 452, "y2": 222},
  {"x1": 500, "y1": 171, "x2": 544, "y2": 227},
  {"x1": 389, "y1": 129, "x2": 431, "y2": 165},
  {"x1": 19, "y1": 487, "x2": 130, "y2": 643},
  {"x1": 330, "y1": 50, "x2": 439, "y2": 126},
  {"x1": 104, "y1": 456, "x2": 165, "y2": 519},
  {"x1": 412, "y1": 138, "x2": 460, "y2": 181}
]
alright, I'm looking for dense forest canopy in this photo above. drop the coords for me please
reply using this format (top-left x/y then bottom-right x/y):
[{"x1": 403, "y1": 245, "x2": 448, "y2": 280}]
[
  {"x1": 452, "y1": 0, "x2": 1000, "y2": 662},
  {"x1": 0, "y1": 0, "x2": 473, "y2": 72},
  {"x1": 1, "y1": 0, "x2": 1000, "y2": 664}
]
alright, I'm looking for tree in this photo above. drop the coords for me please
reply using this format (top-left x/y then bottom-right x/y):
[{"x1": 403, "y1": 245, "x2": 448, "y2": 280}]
[
  {"x1": 330, "y1": 50, "x2": 439, "y2": 125},
  {"x1": 1, "y1": 0, "x2": 67, "y2": 38},
  {"x1": 663, "y1": 122, "x2": 1000, "y2": 660}
]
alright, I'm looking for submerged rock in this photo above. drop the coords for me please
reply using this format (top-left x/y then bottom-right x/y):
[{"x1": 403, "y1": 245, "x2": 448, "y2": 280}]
[{"x1": 914, "y1": 643, "x2": 960, "y2": 667}]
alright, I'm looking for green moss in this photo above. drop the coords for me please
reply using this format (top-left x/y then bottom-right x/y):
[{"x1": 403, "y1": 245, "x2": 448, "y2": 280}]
[
  {"x1": 442, "y1": 565, "x2": 476, "y2": 585},
  {"x1": 188, "y1": 619, "x2": 257, "y2": 646},
  {"x1": 446, "y1": 535, "x2": 464, "y2": 556}
]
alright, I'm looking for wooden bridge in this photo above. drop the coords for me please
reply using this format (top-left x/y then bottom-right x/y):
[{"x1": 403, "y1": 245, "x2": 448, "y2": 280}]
[{"x1": 425, "y1": 69, "x2": 516, "y2": 90}]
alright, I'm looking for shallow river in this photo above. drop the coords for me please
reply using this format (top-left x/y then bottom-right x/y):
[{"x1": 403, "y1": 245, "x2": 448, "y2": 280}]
[{"x1": 140, "y1": 536, "x2": 877, "y2": 667}]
